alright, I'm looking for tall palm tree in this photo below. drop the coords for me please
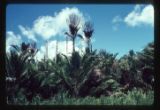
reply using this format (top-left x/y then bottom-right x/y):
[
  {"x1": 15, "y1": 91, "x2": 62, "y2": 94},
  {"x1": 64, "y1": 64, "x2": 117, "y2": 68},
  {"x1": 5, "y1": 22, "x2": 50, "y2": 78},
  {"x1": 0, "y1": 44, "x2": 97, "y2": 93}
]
[
  {"x1": 83, "y1": 21, "x2": 94, "y2": 53},
  {"x1": 65, "y1": 13, "x2": 81, "y2": 53}
]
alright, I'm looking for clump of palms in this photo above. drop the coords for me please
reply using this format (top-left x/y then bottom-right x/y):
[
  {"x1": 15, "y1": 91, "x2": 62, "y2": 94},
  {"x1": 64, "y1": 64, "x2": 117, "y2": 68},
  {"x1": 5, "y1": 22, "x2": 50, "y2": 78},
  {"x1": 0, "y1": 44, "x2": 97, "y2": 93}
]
[
  {"x1": 51, "y1": 51, "x2": 99, "y2": 97},
  {"x1": 6, "y1": 42, "x2": 38, "y2": 103},
  {"x1": 6, "y1": 42, "x2": 38, "y2": 81},
  {"x1": 136, "y1": 42, "x2": 154, "y2": 89},
  {"x1": 51, "y1": 49, "x2": 121, "y2": 98},
  {"x1": 117, "y1": 43, "x2": 154, "y2": 91}
]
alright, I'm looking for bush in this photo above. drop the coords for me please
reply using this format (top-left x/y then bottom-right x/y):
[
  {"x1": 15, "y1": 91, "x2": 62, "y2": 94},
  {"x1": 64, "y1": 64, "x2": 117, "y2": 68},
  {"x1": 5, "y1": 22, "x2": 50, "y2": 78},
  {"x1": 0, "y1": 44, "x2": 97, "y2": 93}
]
[{"x1": 13, "y1": 89, "x2": 153, "y2": 105}]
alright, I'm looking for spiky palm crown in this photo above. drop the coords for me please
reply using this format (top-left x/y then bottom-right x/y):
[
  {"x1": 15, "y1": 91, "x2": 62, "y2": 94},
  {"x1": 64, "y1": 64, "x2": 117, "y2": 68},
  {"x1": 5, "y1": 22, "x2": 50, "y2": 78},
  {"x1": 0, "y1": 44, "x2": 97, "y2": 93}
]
[
  {"x1": 67, "y1": 14, "x2": 81, "y2": 37},
  {"x1": 21, "y1": 42, "x2": 30, "y2": 51},
  {"x1": 20, "y1": 42, "x2": 38, "y2": 55},
  {"x1": 83, "y1": 21, "x2": 94, "y2": 39},
  {"x1": 69, "y1": 24, "x2": 79, "y2": 38}
]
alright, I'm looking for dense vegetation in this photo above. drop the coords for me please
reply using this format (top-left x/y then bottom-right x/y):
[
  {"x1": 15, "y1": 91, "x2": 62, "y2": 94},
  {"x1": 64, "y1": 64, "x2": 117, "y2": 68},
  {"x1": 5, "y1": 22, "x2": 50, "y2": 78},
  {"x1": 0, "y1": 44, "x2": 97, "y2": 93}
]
[{"x1": 6, "y1": 14, "x2": 154, "y2": 105}]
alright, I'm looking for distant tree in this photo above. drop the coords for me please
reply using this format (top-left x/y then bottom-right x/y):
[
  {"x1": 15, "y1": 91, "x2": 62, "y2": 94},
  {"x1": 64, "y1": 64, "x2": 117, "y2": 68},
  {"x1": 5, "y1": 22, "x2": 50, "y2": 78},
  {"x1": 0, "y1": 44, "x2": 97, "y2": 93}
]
[
  {"x1": 137, "y1": 42, "x2": 154, "y2": 88},
  {"x1": 137, "y1": 42, "x2": 154, "y2": 69},
  {"x1": 118, "y1": 42, "x2": 154, "y2": 90}
]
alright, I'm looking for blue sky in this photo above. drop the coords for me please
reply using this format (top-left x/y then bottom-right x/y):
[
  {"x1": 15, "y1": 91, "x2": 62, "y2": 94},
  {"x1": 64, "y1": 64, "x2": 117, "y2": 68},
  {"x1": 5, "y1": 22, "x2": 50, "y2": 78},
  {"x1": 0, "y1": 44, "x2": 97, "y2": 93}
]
[{"x1": 6, "y1": 4, "x2": 154, "y2": 60}]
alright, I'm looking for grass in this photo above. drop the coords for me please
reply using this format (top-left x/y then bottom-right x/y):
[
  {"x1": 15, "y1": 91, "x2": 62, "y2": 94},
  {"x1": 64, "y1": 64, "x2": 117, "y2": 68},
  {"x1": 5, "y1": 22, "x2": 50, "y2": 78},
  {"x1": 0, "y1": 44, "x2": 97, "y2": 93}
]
[{"x1": 13, "y1": 88, "x2": 154, "y2": 105}]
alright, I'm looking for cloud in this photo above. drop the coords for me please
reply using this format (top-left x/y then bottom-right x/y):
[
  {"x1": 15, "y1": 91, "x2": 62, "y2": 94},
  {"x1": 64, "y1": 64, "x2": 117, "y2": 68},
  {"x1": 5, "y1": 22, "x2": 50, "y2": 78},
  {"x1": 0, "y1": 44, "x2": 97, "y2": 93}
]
[
  {"x1": 18, "y1": 7, "x2": 85, "y2": 41},
  {"x1": 24, "y1": 7, "x2": 90, "y2": 60},
  {"x1": 18, "y1": 25, "x2": 36, "y2": 41},
  {"x1": 124, "y1": 5, "x2": 154, "y2": 27},
  {"x1": 6, "y1": 31, "x2": 22, "y2": 52},
  {"x1": 112, "y1": 5, "x2": 154, "y2": 30},
  {"x1": 8, "y1": 7, "x2": 93, "y2": 60},
  {"x1": 112, "y1": 16, "x2": 122, "y2": 31},
  {"x1": 112, "y1": 16, "x2": 122, "y2": 23},
  {"x1": 32, "y1": 7, "x2": 85, "y2": 40},
  {"x1": 35, "y1": 39, "x2": 85, "y2": 61}
]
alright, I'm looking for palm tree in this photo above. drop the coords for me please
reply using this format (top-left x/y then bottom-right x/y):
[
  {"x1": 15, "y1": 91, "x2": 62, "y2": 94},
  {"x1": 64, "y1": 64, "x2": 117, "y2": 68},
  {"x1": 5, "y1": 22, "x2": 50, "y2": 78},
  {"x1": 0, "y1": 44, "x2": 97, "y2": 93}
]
[
  {"x1": 137, "y1": 42, "x2": 154, "y2": 88},
  {"x1": 52, "y1": 51, "x2": 100, "y2": 97},
  {"x1": 6, "y1": 42, "x2": 39, "y2": 103},
  {"x1": 65, "y1": 13, "x2": 81, "y2": 53},
  {"x1": 83, "y1": 21, "x2": 94, "y2": 53},
  {"x1": 6, "y1": 42, "x2": 38, "y2": 79},
  {"x1": 137, "y1": 42, "x2": 154, "y2": 68}
]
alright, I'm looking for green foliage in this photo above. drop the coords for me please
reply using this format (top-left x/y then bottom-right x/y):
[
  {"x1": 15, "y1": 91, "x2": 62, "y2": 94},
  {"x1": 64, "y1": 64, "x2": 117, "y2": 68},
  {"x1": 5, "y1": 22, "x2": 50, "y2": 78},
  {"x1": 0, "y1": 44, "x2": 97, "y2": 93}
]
[
  {"x1": 13, "y1": 89, "x2": 153, "y2": 105},
  {"x1": 52, "y1": 51, "x2": 100, "y2": 97},
  {"x1": 6, "y1": 41, "x2": 154, "y2": 105},
  {"x1": 6, "y1": 12, "x2": 154, "y2": 105}
]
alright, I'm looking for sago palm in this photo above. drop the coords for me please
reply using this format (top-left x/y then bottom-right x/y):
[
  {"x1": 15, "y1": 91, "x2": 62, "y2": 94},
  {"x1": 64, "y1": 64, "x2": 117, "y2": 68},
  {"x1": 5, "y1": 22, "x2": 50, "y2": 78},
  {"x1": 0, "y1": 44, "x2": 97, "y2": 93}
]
[
  {"x1": 52, "y1": 51, "x2": 99, "y2": 97},
  {"x1": 6, "y1": 42, "x2": 38, "y2": 103},
  {"x1": 65, "y1": 13, "x2": 81, "y2": 53},
  {"x1": 83, "y1": 21, "x2": 94, "y2": 53}
]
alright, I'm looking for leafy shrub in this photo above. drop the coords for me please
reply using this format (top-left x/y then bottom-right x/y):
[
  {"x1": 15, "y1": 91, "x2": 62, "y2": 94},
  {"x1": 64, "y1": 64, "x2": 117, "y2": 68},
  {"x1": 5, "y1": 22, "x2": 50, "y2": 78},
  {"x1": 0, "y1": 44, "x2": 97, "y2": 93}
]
[{"x1": 20, "y1": 89, "x2": 153, "y2": 105}]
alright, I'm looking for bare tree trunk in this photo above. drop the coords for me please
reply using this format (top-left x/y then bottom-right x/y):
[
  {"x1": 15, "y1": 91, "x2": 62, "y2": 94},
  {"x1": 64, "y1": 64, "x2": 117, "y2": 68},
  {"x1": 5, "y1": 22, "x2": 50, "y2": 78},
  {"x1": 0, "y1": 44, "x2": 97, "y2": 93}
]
[
  {"x1": 56, "y1": 39, "x2": 58, "y2": 62},
  {"x1": 72, "y1": 38, "x2": 75, "y2": 53},
  {"x1": 90, "y1": 42, "x2": 92, "y2": 52},
  {"x1": 85, "y1": 38, "x2": 91, "y2": 53},
  {"x1": 45, "y1": 40, "x2": 48, "y2": 70},
  {"x1": 88, "y1": 39, "x2": 90, "y2": 52},
  {"x1": 66, "y1": 36, "x2": 68, "y2": 54},
  {"x1": 45, "y1": 40, "x2": 48, "y2": 60}
]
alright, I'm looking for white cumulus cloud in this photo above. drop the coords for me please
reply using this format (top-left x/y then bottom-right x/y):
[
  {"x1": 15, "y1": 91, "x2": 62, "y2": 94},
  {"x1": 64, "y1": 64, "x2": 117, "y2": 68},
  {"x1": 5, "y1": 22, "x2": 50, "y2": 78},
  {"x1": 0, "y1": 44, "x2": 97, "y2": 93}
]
[
  {"x1": 18, "y1": 7, "x2": 85, "y2": 41},
  {"x1": 35, "y1": 39, "x2": 85, "y2": 61},
  {"x1": 9, "y1": 7, "x2": 93, "y2": 61},
  {"x1": 18, "y1": 25, "x2": 36, "y2": 41},
  {"x1": 124, "y1": 5, "x2": 154, "y2": 27},
  {"x1": 6, "y1": 31, "x2": 22, "y2": 52},
  {"x1": 33, "y1": 7, "x2": 85, "y2": 40}
]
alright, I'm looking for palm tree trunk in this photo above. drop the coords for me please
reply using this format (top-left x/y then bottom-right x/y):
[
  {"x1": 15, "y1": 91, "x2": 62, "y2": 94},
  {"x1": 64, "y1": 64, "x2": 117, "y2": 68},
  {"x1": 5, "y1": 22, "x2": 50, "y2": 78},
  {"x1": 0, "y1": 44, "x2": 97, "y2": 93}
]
[
  {"x1": 46, "y1": 40, "x2": 48, "y2": 60},
  {"x1": 56, "y1": 39, "x2": 58, "y2": 62},
  {"x1": 72, "y1": 38, "x2": 75, "y2": 53},
  {"x1": 90, "y1": 43, "x2": 92, "y2": 52},
  {"x1": 85, "y1": 39, "x2": 90, "y2": 53},
  {"x1": 66, "y1": 36, "x2": 68, "y2": 54},
  {"x1": 88, "y1": 39, "x2": 90, "y2": 52}
]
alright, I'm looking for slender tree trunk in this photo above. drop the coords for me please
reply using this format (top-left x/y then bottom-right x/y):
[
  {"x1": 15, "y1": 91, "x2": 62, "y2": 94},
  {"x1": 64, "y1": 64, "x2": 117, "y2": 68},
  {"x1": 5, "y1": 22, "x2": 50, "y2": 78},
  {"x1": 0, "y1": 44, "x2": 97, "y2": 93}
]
[
  {"x1": 45, "y1": 40, "x2": 48, "y2": 69},
  {"x1": 56, "y1": 39, "x2": 58, "y2": 62},
  {"x1": 90, "y1": 42, "x2": 92, "y2": 52},
  {"x1": 72, "y1": 37, "x2": 75, "y2": 53},
  {"x1": 45, "y1": 40, "x2": 48, "y2": 60},
  {"x1": 66, "y1": 36, "x2": 68, "y2": 54},
  {"x1": 88, "y1": 39, "x2": 90, "y2": 52},
  {"x1": 85, "y1": 38, "x2": 90, "y2": 53}
]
